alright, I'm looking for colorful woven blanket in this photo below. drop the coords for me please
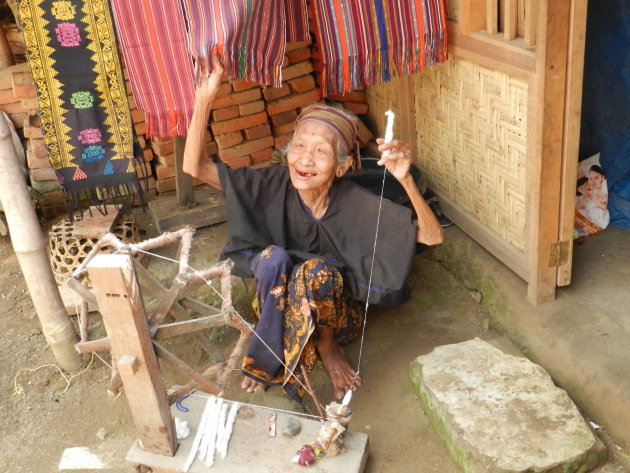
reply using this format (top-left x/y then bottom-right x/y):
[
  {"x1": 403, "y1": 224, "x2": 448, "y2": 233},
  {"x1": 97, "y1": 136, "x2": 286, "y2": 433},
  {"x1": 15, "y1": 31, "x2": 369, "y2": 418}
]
[
  {"x1": 310, "y1": 0, "x2": 449, "y2": 95},
  {"x1": 20, "y1": 0, "x2": 141, "y2": 208},
  {"x1": 182, "y1": 0, "x2": 309, "y2": 87},
  {"x1": 110, "y1": 0, "x2": 195, "y2": 138}
]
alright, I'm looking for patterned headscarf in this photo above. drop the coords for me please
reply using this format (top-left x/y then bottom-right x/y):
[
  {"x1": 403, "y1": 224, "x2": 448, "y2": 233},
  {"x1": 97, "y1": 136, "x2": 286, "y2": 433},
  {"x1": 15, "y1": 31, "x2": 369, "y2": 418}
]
[{"x1": 295, "y1": 104, "x2": 362, "y2": 173}]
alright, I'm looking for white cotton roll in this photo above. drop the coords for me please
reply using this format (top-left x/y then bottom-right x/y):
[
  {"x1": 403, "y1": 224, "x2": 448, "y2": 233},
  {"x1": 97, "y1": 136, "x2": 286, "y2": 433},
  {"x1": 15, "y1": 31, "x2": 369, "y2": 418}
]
[{"x1": 219, "y1": 402, "x2": 240, "y2": 458}]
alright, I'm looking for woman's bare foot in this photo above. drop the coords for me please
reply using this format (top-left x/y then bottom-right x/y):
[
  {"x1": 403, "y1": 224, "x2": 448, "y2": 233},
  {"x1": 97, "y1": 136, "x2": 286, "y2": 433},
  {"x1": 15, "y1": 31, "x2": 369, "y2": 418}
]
[
  {"x1": 317, "y1": 326, "x2": 361, "y2": 400},
  {"x1": 241, "y1": 377, "x2": 267, "y2": 393}
]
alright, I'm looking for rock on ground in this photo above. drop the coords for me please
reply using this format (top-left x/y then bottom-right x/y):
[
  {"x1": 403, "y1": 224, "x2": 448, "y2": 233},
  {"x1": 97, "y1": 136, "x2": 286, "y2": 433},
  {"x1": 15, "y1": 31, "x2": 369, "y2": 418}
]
[{"x1": 410, "y1": 338, "x2": 607, "y2": 473}]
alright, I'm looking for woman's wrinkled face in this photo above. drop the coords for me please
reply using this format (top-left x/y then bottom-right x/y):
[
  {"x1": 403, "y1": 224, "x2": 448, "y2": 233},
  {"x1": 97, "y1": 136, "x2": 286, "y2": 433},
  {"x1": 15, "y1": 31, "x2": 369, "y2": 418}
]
[{"x1": 287, "y1": 121, "x2": 347, "y2": 196}]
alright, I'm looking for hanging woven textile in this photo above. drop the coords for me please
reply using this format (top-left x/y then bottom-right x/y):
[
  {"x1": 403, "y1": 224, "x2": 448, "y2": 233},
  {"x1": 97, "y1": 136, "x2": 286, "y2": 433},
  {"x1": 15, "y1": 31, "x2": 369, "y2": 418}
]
[
  {"x1": 309, "y1": 0, "x2": 449, "y2": 96},
  {"x1": 109, "y1": 0, "x2": 195, "y2": 138},
  {"x1": 19, "y1": 0, "x2": 141, "y2": 209},
  {"x1": 182, "y1": 0, "x2": 309, "y2": 86}
]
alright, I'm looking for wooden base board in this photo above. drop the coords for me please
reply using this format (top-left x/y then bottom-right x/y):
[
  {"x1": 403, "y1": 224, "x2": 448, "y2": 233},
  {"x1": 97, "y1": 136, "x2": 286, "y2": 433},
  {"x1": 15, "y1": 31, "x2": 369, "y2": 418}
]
[
  {"x1": 126, "y1": 394, "x2": 369, "y2": 473},
  {"x1": 148, "y1": 187, "x2": 227, "y2": 233}
]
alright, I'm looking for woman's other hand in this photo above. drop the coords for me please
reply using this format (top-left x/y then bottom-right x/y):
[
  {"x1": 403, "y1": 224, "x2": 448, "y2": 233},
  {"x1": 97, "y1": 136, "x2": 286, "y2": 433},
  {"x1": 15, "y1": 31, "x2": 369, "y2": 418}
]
[{"x1": 376, "y1": 138, "x2": 413, "y2": 182}]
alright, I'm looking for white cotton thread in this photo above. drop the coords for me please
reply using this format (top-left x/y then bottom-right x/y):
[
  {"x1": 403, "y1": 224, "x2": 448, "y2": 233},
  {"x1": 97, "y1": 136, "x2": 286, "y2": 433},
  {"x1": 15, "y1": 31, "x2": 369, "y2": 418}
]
[
  {"x1": 182, "y1": 397, "x2": 213, "y2": 472},
  {"x1": 356, "y1": 109, "x2": 394, "y2": 379}
]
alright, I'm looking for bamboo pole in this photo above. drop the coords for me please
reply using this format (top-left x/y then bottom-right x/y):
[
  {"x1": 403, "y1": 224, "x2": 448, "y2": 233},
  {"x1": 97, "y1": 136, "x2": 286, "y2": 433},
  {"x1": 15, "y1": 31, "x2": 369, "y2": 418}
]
[{"x1": 0, "y1": 115, "x2": 81, "y2": 371}]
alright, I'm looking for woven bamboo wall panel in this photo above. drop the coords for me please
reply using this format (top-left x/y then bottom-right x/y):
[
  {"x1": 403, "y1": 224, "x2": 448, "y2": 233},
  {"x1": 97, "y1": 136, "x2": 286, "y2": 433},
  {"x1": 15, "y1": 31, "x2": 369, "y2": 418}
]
[{"x1": 413, "y1": 56, "x2": 528, "y2": 251}]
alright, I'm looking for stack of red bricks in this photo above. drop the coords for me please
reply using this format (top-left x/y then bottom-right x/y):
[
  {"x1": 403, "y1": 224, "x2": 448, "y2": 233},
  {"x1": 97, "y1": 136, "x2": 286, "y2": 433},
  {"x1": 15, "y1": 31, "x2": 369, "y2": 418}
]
[
  {"x1": 209, "y1": 40, "x2": 320, "y2": 170},
  {"x1": 0, "y1": 62, "x2": 65, "y2": 214},
  {"x1": 149, "y1": 133, "x2": 217, "y2": 194}
]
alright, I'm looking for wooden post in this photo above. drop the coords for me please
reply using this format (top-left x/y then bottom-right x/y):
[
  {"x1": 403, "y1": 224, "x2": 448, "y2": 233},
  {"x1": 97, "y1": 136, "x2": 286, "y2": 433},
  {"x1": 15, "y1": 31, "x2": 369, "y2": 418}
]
[
  {"x1": 0, "y1": 114, "x2": 80, "y2": 371},
  {"x1": 175, "y1": 136, "x2": 195, "y2": 206},
  {"x1": 556, "y1": 0, "x2": 588, "y2": 287},
  {"x1": 504, "y1": 0, "x2": 519, "y2": 40},
  {"x1": 87, "y1": 253, "x2": 177, "y2": 456},
  {"x1": 526, "y1": 0, "x2": 571, "y2": 304}
]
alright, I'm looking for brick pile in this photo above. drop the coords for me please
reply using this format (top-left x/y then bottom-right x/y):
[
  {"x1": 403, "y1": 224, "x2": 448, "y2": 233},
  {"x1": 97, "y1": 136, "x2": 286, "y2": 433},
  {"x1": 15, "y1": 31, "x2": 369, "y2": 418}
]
[
  {"x1": 149, "y1": 132, "x2": 217, "y2": 194},
  {"x1": 209, "y1": 40, "x2": 321, "y2": 170}
]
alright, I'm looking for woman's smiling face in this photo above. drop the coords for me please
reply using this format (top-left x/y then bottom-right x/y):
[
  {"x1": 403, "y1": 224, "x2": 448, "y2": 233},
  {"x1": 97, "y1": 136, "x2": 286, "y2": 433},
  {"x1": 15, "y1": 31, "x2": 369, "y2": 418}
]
[{"x1": 287, "y1": 121, "x2": 347, "y2": 196}]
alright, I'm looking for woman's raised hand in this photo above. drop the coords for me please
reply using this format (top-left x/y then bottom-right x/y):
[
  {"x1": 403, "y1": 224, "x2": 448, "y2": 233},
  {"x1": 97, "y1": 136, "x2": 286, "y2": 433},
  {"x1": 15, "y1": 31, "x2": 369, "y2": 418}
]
[
  {"x1": 376, "y1": 138, "x2": 413, "y2": 182},
  {"x1": 197, "y1": 50, "x2": 224, "y2": 94}
]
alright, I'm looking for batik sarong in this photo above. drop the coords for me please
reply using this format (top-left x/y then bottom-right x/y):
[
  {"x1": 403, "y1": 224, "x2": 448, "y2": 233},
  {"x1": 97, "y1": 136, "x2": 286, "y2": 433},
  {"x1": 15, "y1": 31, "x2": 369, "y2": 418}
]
[
  {"x1": 20, "y1": 0, "x2": 141, "y2": 207},
  {"x1": 181, "y1": 0, "x2": 309, "y2": 87},
  {"x1": 243, "y1": 246, "x2": 363, "y2": 401},
  {"x1": 110, "y1": 0, "x2": 195, "y2": 138},
  {"x1": 310, "y1": 0, "x2": 449, "y2": 95}
]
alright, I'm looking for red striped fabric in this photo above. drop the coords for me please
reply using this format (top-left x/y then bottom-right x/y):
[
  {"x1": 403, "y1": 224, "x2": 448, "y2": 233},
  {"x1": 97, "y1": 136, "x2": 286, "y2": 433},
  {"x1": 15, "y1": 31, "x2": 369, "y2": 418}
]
[
  {"x1": 110, "y1": 0, "x2": 195, "y2": 138},
  {"x1": 310, "y1": 0, "x2": 448, "y2": 96},
  {"x1": 182, "y1": 0, "x2": 309, "y2": 87}
]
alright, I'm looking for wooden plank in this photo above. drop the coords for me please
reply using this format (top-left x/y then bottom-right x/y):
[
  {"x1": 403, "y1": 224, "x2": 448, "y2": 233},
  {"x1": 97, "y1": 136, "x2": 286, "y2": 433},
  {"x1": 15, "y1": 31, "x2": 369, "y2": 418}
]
[
  {"x1": 148, "y1": 186, "x2": 227, "y2": 233},
  {"x1": 438, "y1": 194, "x2": 529, "y2": 281},
  {"x1": 71, "y1": 205, "x2": 119, "y2": 238},
  {"x1": 525, "y1": 0, "x2": 571, "y2": 304},
  {"x1": 148, "y1": 275, "x2": 188, "y2": 326},
  {"x1": 523, "y1": 0, "x2": 537, "y2": 46},
  {"x1": 504, "y1": 0, "x2": 519, "y2": 40},
  {"x1": 179, "y1": 297, "x2": 223, "y2": 316},
  {"x1": 154, "y1": 314, "x2": 228, "y2": 340},
  {"x1": 87, "y1": 254, "x2": 177, "y2": 456},
  {"x1": 153, "y1": 342, "x2": 222, "y2": 396},
  {"x1": 556, "y1": 0, "x2": 588, "y2": 287},
  {"x1": 461, "y1": 0, "x2": 487, "y2": 35},
  {"x1": 486, "y1": 0, "x2": 499, "y2": 34}
]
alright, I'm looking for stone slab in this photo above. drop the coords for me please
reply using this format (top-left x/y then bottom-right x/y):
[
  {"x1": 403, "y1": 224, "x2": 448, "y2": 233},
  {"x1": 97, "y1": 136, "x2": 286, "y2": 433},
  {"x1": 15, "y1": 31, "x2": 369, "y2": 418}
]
[
  {"x1": 410, "y1": 338, "x2": 606, "y2": 473},
  {"x1": 127, "y1": 394, "x2": 369, "y2": 473},
  {"x1": 149, "y1": 187, "x2": 227, "y2": 233}
]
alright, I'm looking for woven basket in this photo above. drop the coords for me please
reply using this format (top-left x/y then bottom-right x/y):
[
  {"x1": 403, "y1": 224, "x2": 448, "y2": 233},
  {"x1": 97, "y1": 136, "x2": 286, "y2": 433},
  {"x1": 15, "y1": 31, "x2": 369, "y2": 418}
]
[{"x1": 48, "y1": 214, "x2": 143, "y2": 286}]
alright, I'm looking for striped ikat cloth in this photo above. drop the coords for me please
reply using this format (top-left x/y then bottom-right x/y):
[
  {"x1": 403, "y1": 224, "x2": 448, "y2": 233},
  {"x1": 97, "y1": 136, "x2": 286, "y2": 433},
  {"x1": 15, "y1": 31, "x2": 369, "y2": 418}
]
[
  {"x1": 182, "y1": 0, "x2": 310, "y2": 87},
  {"x1": 110, "y1": 0, "x2": 196, "y2": 138},
  {"x1": 310, "y1": 0, "x2": 449, "y2": 95}
]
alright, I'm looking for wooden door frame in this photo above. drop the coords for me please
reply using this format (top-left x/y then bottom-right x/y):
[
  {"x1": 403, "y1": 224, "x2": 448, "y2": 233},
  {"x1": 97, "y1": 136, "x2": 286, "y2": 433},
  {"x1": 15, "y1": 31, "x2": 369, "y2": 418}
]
[{"x1": 526, "y1": 0, "x2": 587, "y2": 304}]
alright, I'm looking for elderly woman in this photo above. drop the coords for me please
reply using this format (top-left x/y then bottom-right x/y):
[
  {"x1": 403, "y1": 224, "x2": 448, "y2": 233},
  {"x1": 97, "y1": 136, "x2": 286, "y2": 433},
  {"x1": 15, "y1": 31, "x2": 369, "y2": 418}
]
[{"x1": 184, "y1": 54, "x2": 444, "y2": 401}]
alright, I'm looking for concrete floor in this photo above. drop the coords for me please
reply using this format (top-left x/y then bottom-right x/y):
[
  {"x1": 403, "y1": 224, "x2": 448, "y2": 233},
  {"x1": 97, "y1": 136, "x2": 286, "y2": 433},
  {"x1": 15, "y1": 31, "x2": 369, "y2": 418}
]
[{"x1": 431, "y1": 225, "x2": 630, "y2": 467}]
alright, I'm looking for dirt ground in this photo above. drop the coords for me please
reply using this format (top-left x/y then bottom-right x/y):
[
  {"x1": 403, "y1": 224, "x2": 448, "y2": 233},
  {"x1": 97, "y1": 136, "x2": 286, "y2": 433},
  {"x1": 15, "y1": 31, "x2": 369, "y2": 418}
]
[{"x1": 0, "y1": 210, "x2": 627, "y2": 473}]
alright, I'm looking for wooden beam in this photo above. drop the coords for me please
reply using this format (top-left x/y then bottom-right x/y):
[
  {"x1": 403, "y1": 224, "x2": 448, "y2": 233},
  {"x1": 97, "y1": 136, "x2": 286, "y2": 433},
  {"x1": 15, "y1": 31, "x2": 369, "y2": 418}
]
[
  {"x1": 557, "y1": 0, "x2": 588, "y2": 286},
  {"x1": 154, "y1": 314, "x2": 228, "y2": 340},
  {"x1": 75, "y1": 337, "x2": 111, "y2": 354},
  {"x1": 153, "y1": 341, "x2": 222, "y2": 396},
  {"x1": 148, "y1": 274, "x2": 188, "y2": 326},
  {"x1": 179, "y1": 297, "x2": 223, "y2": 316},
  {"x1": 504, "y1": 0, "x2": 519, "y2": 40},
  {"x1": 523, "y1": 0, "x2": 537, "y2": 46},
  {"x1": 525, "y1": 0, "x2": 571, "y2": 304},
  {"x1": 448, "y1": 23, "x2": 536, "y2": 74},
  {"x1": 487, "y1": 0, "x2": 499, "y2": 34},
  {"x1": 87, "y1": 254, "x2": 177, "y2": 456}
]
